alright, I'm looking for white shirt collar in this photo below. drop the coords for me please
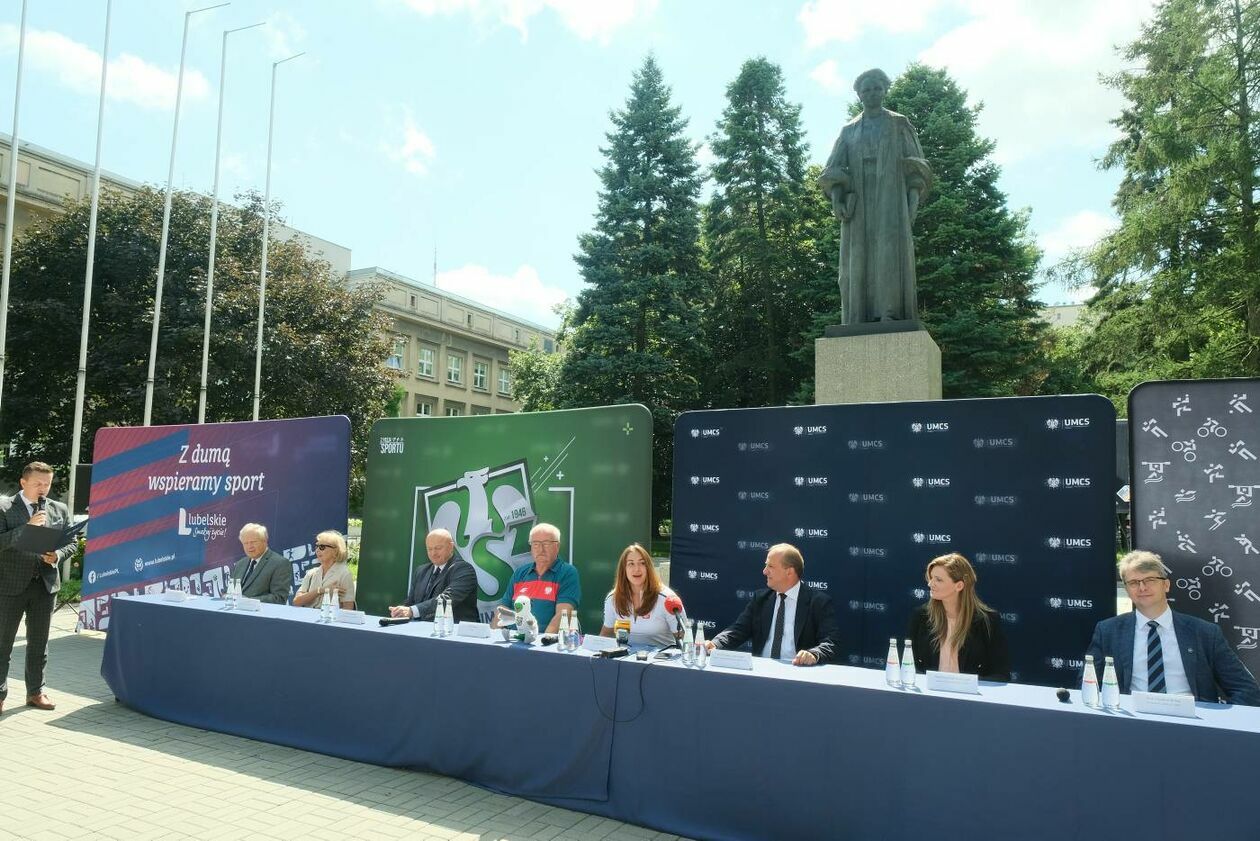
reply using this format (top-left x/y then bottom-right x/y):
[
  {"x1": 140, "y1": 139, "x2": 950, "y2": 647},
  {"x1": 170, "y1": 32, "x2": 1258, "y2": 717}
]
[
  {"x1": 18, "y1": 492, "x2": 38, "y2": 510},
  {"x1": 781, "y1": 581, "x2": 801, "y2": 602},
  {"x1": 1135, "y1": 605, "x2": 1172, "y2": 629}
]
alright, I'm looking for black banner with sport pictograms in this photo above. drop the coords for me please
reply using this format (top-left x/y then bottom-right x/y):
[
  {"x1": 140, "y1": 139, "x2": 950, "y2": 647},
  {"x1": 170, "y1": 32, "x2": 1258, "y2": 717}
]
[{"x1": 1130, "y1": 379, "x2": 1260, "y2": 675}]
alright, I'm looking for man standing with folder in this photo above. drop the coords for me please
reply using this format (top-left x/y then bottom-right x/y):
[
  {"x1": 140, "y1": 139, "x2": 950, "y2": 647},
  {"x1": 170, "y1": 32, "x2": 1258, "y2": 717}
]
[{"x1": 0, "y1": 462, "x2": 74, "y2": 714}]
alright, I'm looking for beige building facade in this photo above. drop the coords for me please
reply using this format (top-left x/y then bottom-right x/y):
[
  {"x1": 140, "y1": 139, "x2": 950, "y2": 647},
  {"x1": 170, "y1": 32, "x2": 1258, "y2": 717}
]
[
  {"x1": 0, "y1": 135, "x2": 556, "y2": 417},
  {"x1": 348, "y1": 267, "x2": 554, "y2": 417}
]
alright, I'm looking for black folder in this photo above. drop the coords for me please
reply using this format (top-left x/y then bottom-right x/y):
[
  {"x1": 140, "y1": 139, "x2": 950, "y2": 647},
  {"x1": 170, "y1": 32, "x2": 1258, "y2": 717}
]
[{"x1": 14, "y1": 518, "x2": 88, "y2": 554}]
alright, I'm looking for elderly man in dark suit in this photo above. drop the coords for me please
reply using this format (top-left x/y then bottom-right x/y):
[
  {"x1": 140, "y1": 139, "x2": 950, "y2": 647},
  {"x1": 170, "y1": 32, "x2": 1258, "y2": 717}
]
[
  {"x1": 1086, "y1": 550, "x2": 1260, "y2": 705},
  {"x1": 0, "y1": 462, "x2": 76, "y2": 714},
  {"x1": 389, "y1": 528, "x2": 479, "y2": 623},
  {"x1": 231, "y1": 523, "x2": 292, "y2": 605},
  {"x1": 709, "y1": 543, "x2": 840, "y2": 666}
]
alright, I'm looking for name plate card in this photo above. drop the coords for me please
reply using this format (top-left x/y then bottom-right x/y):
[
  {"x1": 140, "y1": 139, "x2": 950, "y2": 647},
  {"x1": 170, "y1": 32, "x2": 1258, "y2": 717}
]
[
  {"x1": 234, "y1": 597, "x2": 262, "y2": 612},
  {"x1": 707, "y1": 650, "x2": 754, "y2": 670},
  {"x1": 334, "y1": 610, "x2": 366, "y2": 625},
  {"x1": 926, "y1": 671, "x2": 980, "y2": 694},
  {"x1": 1132, "y1": 691, "x2": 1197, "y2": 718},
  {"x1": 583, "y1": 634, "x2": 619, "y2": 653},
  {"x1": 162, "y1": 590, "x2": 190, "y2": 602},
  {"x1": 456, "y1": 621, "x2": 492, "y2": 638}
]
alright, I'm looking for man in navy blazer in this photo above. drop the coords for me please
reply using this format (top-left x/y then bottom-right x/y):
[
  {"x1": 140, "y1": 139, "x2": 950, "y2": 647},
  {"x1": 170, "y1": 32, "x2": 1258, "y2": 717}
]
[
  {"x1": 1086, "y1": 550, "x2": 1260, "y2": 706},
  {"x1": 388, "y1": 528, "x2": 479, "y2": 623},
  {"x1": 709, "y1": 543, "x2": 839, "y2": 666}
]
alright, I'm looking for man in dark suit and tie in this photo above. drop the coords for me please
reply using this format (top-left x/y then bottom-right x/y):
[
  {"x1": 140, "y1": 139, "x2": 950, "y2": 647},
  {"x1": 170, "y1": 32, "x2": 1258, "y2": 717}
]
[
  {"x1": 231, "y1": 523, "x2": 293, "y2": 605},
  {"x1": 708, "y1": 543, "x2": 839, "y2": 666},
  {"x1": 1086, "y1": 550, "x2": 1260, "y2": 705},
  {"x1": 389, "y1": 528, "x2": 478, "y2": 622},
  {"x1": 0, "y1": 462, "x2": 76, "y2": 713}
]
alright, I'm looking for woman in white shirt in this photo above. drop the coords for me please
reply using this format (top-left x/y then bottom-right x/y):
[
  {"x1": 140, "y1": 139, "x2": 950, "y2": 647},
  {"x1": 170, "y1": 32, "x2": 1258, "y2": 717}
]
[
  {"x1": 600, "y1": 543, "x2": 686, "y2": 647},
  {"x1": 292, "y1": 530, "x2": 356, "y2": 609}
]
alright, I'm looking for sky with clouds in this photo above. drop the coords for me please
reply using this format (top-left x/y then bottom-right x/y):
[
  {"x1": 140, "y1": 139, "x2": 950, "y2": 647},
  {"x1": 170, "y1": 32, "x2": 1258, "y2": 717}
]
[{"x1": 0, "y1": 0, "x2": 1150, "y2": 328}]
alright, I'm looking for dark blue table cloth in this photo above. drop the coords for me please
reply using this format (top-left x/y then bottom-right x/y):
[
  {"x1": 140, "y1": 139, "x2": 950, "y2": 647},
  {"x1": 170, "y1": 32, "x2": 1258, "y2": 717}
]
[{"x1": 102, "y1": 595, "x2": 1260, "y2": 841}]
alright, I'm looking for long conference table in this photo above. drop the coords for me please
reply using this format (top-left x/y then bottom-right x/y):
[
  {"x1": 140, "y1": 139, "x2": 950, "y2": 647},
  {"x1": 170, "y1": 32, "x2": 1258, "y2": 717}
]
[{"x1": 101, "y1": 594, "x2": 1260, "y2": 841}]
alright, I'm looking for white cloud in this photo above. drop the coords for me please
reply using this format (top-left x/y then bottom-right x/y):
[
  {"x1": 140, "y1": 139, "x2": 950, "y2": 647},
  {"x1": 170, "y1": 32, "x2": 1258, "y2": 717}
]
[
  {"x1": 0, "y1": 24, "x2": 209, "y2": 110},
  {"x1": 798, "y1": 0, "x2": 941, "y2": 47},
  {"x1": 264, "y1": 11, "x2": 308, "y2": 59},
  {"x1": 401, "y1": 0, "x2": 658, "y2": 42},
  {"x1": 809, "y1": 58, "x2": 848, "y2": 93},
  {"x1": 436, "y1": 264, "x2": 568, "y2": 328},
  {"x1": 917, "y1": 0, "x2": 1155, "y2": 162},
  {"x1": 382, "y1": 108, "x2": 437, "y2": 176}
]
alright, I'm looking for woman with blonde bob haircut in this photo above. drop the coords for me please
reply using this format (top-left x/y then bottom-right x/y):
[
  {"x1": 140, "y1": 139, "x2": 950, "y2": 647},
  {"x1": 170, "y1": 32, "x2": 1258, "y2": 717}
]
[
  {"x1": 600, "y1": 543, "x2": 687, "y2": 647},
  {"x1": 293, "y1": 530, "x2": 356, "y2": 609},
  {"x1": 906, "y1": 553, "x2": 1009, "y2": 681}
]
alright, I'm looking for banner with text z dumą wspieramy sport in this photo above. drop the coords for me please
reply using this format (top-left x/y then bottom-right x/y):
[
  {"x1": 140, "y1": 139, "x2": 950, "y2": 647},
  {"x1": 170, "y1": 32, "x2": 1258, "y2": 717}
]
[{"x1": 79, "y1": 416, "x2": 351, "y2": 630}]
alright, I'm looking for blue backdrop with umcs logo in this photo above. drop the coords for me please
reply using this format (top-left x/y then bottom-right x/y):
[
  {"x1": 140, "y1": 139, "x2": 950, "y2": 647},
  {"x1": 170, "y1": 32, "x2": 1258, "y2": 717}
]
[{"x1": 671, "y1": 395, "x2": 1117, "y2": 686}]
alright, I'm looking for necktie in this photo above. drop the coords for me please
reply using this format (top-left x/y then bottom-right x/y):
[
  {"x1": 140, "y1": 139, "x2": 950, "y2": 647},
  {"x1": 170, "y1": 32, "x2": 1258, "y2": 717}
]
[
  {"x1": 1147, "y1": 620, "x2": 1166, "y2": 693},
  {"x1": 425, "y1": 566, "x2": 443, "y2": 600},
  {"x1": 770, "y1": 593, "x2": 787, "y2": 660},
  {"x1": 243, "y1": 558, "x2": 257, "y2": 587}
]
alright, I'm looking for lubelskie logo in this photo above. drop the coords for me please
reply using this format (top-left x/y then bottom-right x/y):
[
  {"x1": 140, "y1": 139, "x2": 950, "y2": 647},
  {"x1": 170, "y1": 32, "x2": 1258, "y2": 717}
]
[{"x1": 422, "y1": 459, "x2": 558, "y2": 620}]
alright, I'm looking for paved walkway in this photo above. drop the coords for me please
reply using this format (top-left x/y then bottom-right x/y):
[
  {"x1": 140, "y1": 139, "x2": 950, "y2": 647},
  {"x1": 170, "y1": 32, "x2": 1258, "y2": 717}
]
[{"x1": 0, "y1": 608, "x2": 687, "y2": 841}]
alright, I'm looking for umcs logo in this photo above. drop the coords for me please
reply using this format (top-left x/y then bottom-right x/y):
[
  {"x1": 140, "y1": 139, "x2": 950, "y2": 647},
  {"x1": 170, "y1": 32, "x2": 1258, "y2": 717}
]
[
  {"x1": 690, "y1": 428, "x2": 722, "y2": 438},
  {"x1": 689, "y1": 523, "x2": 721, "y2": 533},
  {"x1": 1046, "y1": 537, "x2": 1093, "y2": 549},
  {"x1": 910, "y1": 421, "x2": 950, "y2": 433},
  {"x1": 690, "y1": 475, "x2": 721, "y2": 485},
  {"x1": 793, "y1": 424, "x2": 828, "y2": 436},
  {"x1": 1046, "y1": 417, "x2": 1091, "y2": 430},
  {"x1": 913, "y1": 533, "x2": 951, "y2": 544},
  {"x1": 794, "y1": 476, "x2": 828, "y2": 487},
  {"x1": 793, "y1": 527, "x2": 829, "y2": 538},
  {"x1": 1046, "y1": 477, "x2": 1092, "y2": 489},
  {"x1": 1047, "y1": 597, "x2": 1094, "y2": 609},
  {"x1": 912, "y1": 477, "x2": 951, "y2": 488}
]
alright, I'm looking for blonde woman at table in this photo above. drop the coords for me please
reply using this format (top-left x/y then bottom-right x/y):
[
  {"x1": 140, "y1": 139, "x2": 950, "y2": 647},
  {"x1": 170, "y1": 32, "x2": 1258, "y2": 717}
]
[
  {"x1": 292, "y1": 531, "x2": 356, "y2": 610},
  {"x1": 907, "y1": 552, "x2": 1009, "y2": 681},
  {"x1": 600, "y1": 544, "x2": 686, "y2": 647}
]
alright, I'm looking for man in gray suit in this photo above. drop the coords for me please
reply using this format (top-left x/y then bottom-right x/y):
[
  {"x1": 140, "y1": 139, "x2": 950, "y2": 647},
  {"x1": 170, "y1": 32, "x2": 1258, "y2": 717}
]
[
  {"x1": 0, "y1": 462, "x2": 76, "y2": 714},
  {"x1": 389, "y1": 528, "x2": 479, "y2": 623},
  {"x1": 231, "y1": 523, "x2": 292, "y2": 605}
]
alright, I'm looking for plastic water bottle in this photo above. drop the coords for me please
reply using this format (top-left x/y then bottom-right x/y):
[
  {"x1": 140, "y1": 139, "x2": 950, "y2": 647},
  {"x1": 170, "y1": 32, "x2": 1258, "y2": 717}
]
[
  {"x1": 558, "y1": 611, "x2": 572, "y2": 650},
  {"x1": 225, "y1": 579, "x2": 235, "y2": 609},
  {"x1": 693, "y1": 622, "x2": 708, "y2": 669},
  {"x1": 1081, "y1": 655, "x2": 1100, "y2": 708},
  {"x1": 444, "y1": 597, "x2": 455, "y2": 636},
  {"x1": 332, "y1": 588, "x2": 342, "y2": 623},
  {"x1": 320, "y1": 590, "x2": 332, "y2": 623},
  {"x1": 900, "y1": 639, "x2": 916, "y2": 688},
  {"x1": 1102, "y1": 655, "x2": 1120, "y2": 709},
  {"x1": 569, "y1": 612, "x2": 581, "y2": 649},
  {"x1": 885, "y1": 638, "x2": 901, "y2": 687},
  {"x1": 432, "y1": 599, "x2": 445, "y2": 636},
  {"x1": 681, "y1": 617, "x2": 695, "y2": 665}
]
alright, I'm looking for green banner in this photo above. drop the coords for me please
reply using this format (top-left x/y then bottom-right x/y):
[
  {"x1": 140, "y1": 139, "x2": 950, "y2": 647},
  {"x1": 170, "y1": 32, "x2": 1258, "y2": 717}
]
[{"x1": 358, "y1": 404, "x2": 653, "y2": 631}]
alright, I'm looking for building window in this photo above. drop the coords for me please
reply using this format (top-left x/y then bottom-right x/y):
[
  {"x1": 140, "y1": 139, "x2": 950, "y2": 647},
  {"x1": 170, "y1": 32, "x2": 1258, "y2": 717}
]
[
  {"x1": 447, "y1": 354, "x2": 463, "y2": 384},
  {"x1": 386, "y1": 337, "x2": 406, "y2": 370},
  {"x1": 498, "y1": 367, "x2": 511, "y2": 395},
  {"x1": 543, "y1": 338, "x2": 555, "y2": 353},
  {"x1": 416, "y1": 398, "x2": 433, "y2": 417},
  {"x1": 446, "y1": 406, "x2": 462, "y2": 417},
  {"x1": 514, "y1": 328, "x2": 521, "y2": 343},
  {"x1": 467, "y1": 313, "x2": 474, "y2": 327},
  {"x1": 473, "y1": 360, "x2": 488, "y2": 390},
  {"x1": 409, "y1": 294, "x2": 417, "y2": 309},
  {"x1": 418, "y1": 346, "x2": 435, "y2": 378}
]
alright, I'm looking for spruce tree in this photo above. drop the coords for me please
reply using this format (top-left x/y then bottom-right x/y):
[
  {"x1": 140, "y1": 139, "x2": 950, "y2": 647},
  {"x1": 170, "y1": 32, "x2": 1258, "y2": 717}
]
[{"x1": 558, "y1": 56, "x2": 707, "y2": 527}]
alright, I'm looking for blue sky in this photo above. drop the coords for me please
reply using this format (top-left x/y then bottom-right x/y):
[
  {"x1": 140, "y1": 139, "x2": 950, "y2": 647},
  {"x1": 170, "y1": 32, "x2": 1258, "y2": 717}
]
[{"x1": 0, "y1": 0, "x2": 1154, "y2": 329}]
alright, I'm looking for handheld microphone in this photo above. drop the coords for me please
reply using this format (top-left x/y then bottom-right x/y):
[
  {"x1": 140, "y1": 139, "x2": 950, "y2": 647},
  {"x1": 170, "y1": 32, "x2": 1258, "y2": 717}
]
[
  {"x1": 36, "y1": 495, "x2": 47, "y2": 512},
  {"x1": 379, "y1": 616, "x2": 412, "y2": 627},
  {"x1": 664, "y1": 594, "x2": 685, "y2": 643},
  {"x1": 1055, "y1": 688, "x2": 1071, "y2": 703}
]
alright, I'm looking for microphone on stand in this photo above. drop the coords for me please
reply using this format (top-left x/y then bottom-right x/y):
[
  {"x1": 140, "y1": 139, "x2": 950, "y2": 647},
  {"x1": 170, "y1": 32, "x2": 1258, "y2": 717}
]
[{"x1": 664, "y1": 595, "x2": 685, "y2": 646}]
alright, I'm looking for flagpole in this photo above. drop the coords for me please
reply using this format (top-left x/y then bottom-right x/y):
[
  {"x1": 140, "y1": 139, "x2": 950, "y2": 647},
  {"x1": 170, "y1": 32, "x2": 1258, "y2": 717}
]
[
  {"x1": 0, "y1": 0, "x2": 29, "y2": 420},
  {"x1": 142, "y1": 2, "x2": 228, "y2": 426},
  {"x1": 253, "y1": 52, "x2": 303, "y2": 421},
  {"x1": 199, "y1": 20, "x2": 265, "y2": 424},
  {"x1": 67, "y1": 0, "x2": 113, "y2": 518}
]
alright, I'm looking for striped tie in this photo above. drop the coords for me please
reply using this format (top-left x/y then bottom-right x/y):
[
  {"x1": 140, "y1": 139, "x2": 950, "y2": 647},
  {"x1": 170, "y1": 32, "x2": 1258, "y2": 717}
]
[{"x1": 1147, "y1": 620, "x2": 1166, "y2": 694}]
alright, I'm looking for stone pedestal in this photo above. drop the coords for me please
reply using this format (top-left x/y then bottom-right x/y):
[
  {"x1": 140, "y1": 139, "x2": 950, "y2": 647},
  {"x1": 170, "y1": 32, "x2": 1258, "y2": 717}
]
[{"x1": 815, "y1": 323, "x2": 941, "y2": 404}]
